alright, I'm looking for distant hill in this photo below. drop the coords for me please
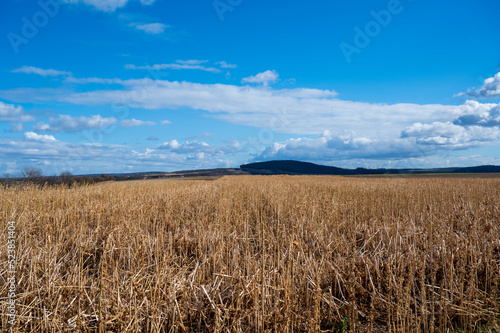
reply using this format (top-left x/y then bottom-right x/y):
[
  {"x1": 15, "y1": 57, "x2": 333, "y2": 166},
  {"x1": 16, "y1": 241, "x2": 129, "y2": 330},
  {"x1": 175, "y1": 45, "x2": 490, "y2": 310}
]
[
  {"x1": 240, "y1": 160, "x2": 500, "y2": 176},
  {"x1": 6, "y1": 160, "x2": 497, "y2": 186},
  {"x1": 241, "y1": 160, "x2": 362, "y2": 175},
  {"x1": 76, "y1": 161, "x2": 500, "y2": 180}
]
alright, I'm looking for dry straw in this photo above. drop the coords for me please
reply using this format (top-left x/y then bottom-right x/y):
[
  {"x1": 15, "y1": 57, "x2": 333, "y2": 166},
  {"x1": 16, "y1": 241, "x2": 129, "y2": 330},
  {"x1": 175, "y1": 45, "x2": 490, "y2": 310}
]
[{"x1": 1, "y1": 175, "x2": 499, "y2": 332}]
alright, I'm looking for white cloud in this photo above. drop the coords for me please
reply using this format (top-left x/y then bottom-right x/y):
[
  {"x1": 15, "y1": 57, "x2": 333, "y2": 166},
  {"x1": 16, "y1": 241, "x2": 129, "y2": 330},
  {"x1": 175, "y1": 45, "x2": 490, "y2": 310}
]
[
  {"x1": 176, "y1": 60, "x2": 208, "y2": 65},
  {"x1": 458, "y1": 72, "x2": 500, "y2": 99},
  {"x1": 7, "y1": 130, "x2": 498, "y2": 175},
  {"x1": 9, "y1": 123, "x2": 25, "y2": 133},
  {"x1": 24, "y1": 132, "x2": 57, "y2": 142},
  {"x1": 159, "y1": 140, "x2": 213, "y2": 154},
  {"x1": 0, "y1": 78, "x2": 456, "y2": 142},
  {"x1": 160, "y1": 139, "x2": 179, "y2": 150},
  {"x1": 399, "y1": 100, "x2": 500, "y2": 148},
  {"x1": 401, "y1": 122, "x2": 500, "y2": 147},
  {"x1": 452, "y1": 100, "x2": 500, "y2": 127},
  {"x1": 63, "y1": 0, "x2": 129, "y2": 12},
  {"x1": 0, "y1": 101, "x2": 36, "y2": 122},
  {"x1": 225, "y1": 139, "x2": 240, "y2": 148},
  {"x1": 33, "y1": 79, "x2": 450, "y2": 139},
  {"x1": 0, "y1": 135, "x2": 235, "y2": 175},
  {"x1": 256, "y1": 103, "x2": 500, "y2": 164},
  {"x1": 12, "y1": 66, "x2": 71, "y2": 77},
  {"x1": 126, "y1": 62, "x2": 221, "y2": 73},
  {"x1": 402, "y1": 122, "x2": 464, "y2": 141},
  {"x1": 34, "y1": 115, "x2": 117, "y2": 133},
  {"x1": 8, "y1": 75, "x2": 500, "y2": 165},
  {"x1": 280, "y1": 88, "x2": 338, "y2": 99},
  {"x1": 2, "y1": 122, "x2": 240, "y2": 174},
  {"x1": 242, "y1": 70, "x2": 279, "y2": 86},
  {"x1": 159, "y1": 140, "x2": 240, "y2": 155},
  {"x1": 161, "y1": 120, "x2": 172, "y2": 125},
  {"x1": 65, "y1": 77, "x2": 125, "y2": 84},
  {"x1": 255, "y1": 132, "x2": 422, "y2": 163},
  {"x1": 121, "y1": 118, "x2": 156, "y2": 128},
  {"x1": 216, "y1": 61, "x2": 237, "y2": 69},
  {"x1": 132, "y1": 23, "x2": 168, "y2": 34}
]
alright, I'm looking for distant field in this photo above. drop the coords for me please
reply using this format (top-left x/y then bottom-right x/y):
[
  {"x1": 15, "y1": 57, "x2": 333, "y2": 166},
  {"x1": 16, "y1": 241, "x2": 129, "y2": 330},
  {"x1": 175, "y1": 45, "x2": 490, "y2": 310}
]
[
  {"x1": 349, "y1": 173, "x2": 500, "y2": 178},
  {"x1": 120, "y1": 175, "x2": 224, "y2": 184},
  {"x1": 1, "y1": 176, "x2": 499, "y2": 332}
]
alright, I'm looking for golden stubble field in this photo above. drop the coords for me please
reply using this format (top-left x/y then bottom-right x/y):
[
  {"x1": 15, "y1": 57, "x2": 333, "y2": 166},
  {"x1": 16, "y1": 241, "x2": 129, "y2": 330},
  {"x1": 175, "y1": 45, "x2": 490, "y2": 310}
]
[{"x1": 1, "y1": 175, "x2": 499, "y2": 332}]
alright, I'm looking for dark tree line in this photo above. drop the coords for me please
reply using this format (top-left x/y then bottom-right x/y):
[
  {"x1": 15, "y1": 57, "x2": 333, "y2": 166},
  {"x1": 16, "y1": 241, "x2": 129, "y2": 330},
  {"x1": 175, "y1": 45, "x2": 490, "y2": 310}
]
[{"x1": 1, "y1": 167, "x2": 115, "y2": 187}]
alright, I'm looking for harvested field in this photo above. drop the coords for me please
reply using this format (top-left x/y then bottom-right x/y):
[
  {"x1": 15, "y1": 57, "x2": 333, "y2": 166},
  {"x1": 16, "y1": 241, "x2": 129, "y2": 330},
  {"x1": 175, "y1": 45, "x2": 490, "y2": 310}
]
[{"x1": 1, "y1": 175, "x2": 499, "y2": 332}]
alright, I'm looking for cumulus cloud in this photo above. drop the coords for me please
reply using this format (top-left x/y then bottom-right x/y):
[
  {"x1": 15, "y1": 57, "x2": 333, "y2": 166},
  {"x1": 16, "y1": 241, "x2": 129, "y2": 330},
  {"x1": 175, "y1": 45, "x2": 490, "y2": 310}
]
[
  {"x1": 256, "y1": 133, "x2": 422, "y2": 163},
  {"x1": 399, "y1": 100, "x2": 500, "y2": 148},
  {"x1": 458, "y1": 72, "x2": 500, "y2": 99},
  {"x1": 0, "y1": 135, "x2": 233, "y2": 175},
  {"x1": 452, "y1": 100, "x2": 500, "y2": 127},
  {"x1": 12, "y1": 66, "x2": 71, "y2": 77},
  {"x1": 160, "y1": 139, "x2": 179, "y2": 149},
  {"x1": 24, "y1": 132, "x2": 57, "y2": 142},
  {"x1": 256, "y1": 101, "x2": 500, "y2": 164},
  {"x1": 161, "y1": 120, "x2": 172, "y2": 125},
  {"x1": 242, "y1": 70, "x2": 279, "y2": 86},
  {"x1": 0, "y1": 101, "x2": 36, "y2": 122},
  {"x1": 159, "y1": 140, "x2": 213, "y2": 154},
  {"x1": 34, "y1": 115, "x2": 117, "y2": 133},
  {"x1": 7, "y1": 130, "x2": 498, "y2": 175},
  {"x1": 401, "y1": 122, "x2": 500, "y2": 147},
  {"x1": 121, "y1": 118, "x2": 156, "y2": 128},
  {"x1": 131, "y1": 23, "x2": 168, "y2": 34}
]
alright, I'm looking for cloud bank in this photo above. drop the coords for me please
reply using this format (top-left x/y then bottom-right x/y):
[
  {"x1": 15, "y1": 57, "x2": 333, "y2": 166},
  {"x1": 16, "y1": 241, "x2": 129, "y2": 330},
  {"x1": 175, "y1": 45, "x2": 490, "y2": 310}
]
[{"x1": 3, "y1": 67, "x2": 500, "y2": 173}]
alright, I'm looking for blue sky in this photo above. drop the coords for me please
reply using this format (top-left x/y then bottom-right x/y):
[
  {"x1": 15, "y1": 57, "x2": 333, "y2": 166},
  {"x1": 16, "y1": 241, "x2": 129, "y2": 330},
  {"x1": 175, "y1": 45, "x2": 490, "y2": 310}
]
[{"x1": 1, "y1": 0, "x2": 500, "y2": 175}]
